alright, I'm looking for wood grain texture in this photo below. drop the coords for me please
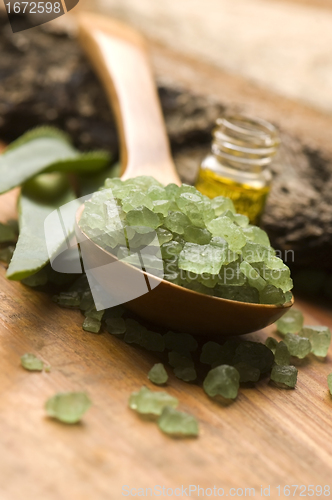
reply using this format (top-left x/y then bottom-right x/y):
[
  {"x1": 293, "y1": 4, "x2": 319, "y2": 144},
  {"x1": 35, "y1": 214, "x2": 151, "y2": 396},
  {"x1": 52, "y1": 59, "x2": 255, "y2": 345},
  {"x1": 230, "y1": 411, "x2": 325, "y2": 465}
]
[{"x1": 1, "y1": 190, "x2": 332, "y2": 500}]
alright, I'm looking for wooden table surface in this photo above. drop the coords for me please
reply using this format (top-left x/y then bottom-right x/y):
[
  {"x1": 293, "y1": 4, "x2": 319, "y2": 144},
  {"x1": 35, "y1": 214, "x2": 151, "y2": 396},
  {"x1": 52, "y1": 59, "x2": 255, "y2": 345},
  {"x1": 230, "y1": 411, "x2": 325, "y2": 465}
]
[{"x1": 1, "y1": 189, "x2": 332, "y2": 500}]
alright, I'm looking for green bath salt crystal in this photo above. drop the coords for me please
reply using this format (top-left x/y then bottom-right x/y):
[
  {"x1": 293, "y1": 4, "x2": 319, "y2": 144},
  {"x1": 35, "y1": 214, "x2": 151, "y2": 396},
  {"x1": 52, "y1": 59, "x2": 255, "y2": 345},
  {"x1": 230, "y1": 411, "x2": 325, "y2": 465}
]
[
  {"x1": 233, "y1": 362, "x2": 260, "y2": 383},
  {"x1": 259, "y1": 285, "x2": 285, "y2": 305},
  {"x1": 200, "y1": 339, "x2": 240, "y2": 368},
  {"x1": 265, "y1": 337, "x2": 278, "y2": 354},
  {"x1": 183, "y1": 225, "x2": 211, "y2": 245},
  {"x1": 276, "y1": 309, "x2": 304, "y2": 335},
  {"x1": 82, "y1": 317, "x2": 101, "y2": 333},
  {"x1": 261, "y1": 267, "x2": 293, "y2": 293},
  {"x1": 242, "y1": 225, "x2": 270, "y2": 246},
  {"x1": 271, "y1": 365, "x2": 297, "y2": 388},
  {"x1": 152, "y1": 199, "x2": 171, "y2": 217},
  {"x1": 218, "y1": 261, "x2": 246, "y2": 286},
  {"x1": 148, "y1": 363, "x2": 168, "y2": 385},
  {"x1": 146, "y1": 185, "x2": 167, "y2": 200},
  {"x1": 177, "y1": 195, "x2": 210, "y2": 228},
  {"x1": 240, "y1": 261, "x2": 266, "y2": 291},
  {"x1": 215, "y1": 284, "x2": 260, "y2": 304},
  {"x1": 284, "y1": 333, "x2": 311, "y2": 359},
  {"x1": 129, "y1": 386, "x2": 178, "y2": 416},
  {"x1": 85, "y1": 307, "x2": 104, "y2": 321},
  {"x1": 140, "y1": 330, "x2": 165, "y2": 352},
  {"x1": 206, "y1": 216, "x2": 246, "y2": 252},
  {"x1": 232, "y1": 341, "x2": 274, "y2": 373},
  {"x1": 209, "y1": 236, "x2": 228, "y2": 250},
  {"x1": 168, "y1": 351, "x2": 193, "y2": 369},
  {"x1": 328, "y1": 373, "x2": 332, "y2": 395},
  {"x1": 173, "y1": 366, "x2": 197, "y2": 382},
  {"x1": 52, "y1": 291, "x2": 80, "y2": 308},
  {"x1": 126, "y1": 206, "x2": 161, "y2": 229},
  {"x1": 158, "y1": 407, "x2": 199, "y2": 437},
  {"x1": 197, "y1": 273, "x2": 219, "y2": 289},
  {"x1": 124, "y1": 319, "x2": 145, "y2": 345},
  {"x1": 45, "y1": 392, "x2": 92, "y2": 424},
  {"x1": 21, "y1": 353, "x2": 44, "y2": 371},
  {"x1": 80, "y1": 176, "x2": 293, "y2": 305},
  {"x1": 164, "y1": 182, "x2": 179, "y2": 198},
  {"x1": 178, "y1": 243, "x2": 224, "y2": 275},
  {"x1": 156, "y1": 227, "x2": 173, "y2": 245},
  {"x1": 300, "y1": 326, "x2": 331, "y2": 357},
  {"x1": 200, "y1": 341, "x2": 225, "y2": 366},
  {"x1": 274, "y1": 341, "x2": 291, "y2": 366},
  {"x1": 164, "y1": 211, "x2": 190, "y2": 234},
  {"x1": 160, "y1": 241, "x2": 183, "y2": 259},
  {"x1": 164, "y1": 331, "x2": 198, "y2": 354},
  {"x1": 241, "y1": 241, "x2": 271, "y2": 263},
  {"x1": 203, "y1": 365, "x2": 240, "y2": 399},
  {"x1": 106, "y1": 317, "x2": 126, "y2": 335},
  {"x1": 79, "y1": 290, "x2": 94, "y2": 312},
  {"x1": 168, "y1": 347, "x2": 197, "y2": 380},
  {"x1": 121, "y1": 192, "x2": 153, "y2": 212},
  {"x1": 211, "y1": 196, "x2": 235, "y2": 216},
  {"x1": 224, "y1": 211, "x2": 249, "y2": 228}
]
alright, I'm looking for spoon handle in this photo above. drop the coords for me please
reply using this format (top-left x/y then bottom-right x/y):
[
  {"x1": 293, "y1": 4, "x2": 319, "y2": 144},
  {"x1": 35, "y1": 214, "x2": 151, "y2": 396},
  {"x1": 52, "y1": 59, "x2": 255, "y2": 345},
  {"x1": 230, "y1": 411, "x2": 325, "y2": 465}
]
[{"x1": 78, "y1": 13, "x2": 180, "y2": 185}]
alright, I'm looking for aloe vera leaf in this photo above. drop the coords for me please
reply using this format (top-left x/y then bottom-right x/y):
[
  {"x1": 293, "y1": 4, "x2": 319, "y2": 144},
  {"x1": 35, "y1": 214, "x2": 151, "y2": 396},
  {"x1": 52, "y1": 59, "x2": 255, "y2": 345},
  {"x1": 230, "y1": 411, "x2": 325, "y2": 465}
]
[
  {"x1": 45, "y1": 151, "x2": 111, "y2": 175},
  {"x1": 6, "y1": 185, "x2": 80, "y2": 281},
  {"x1": 23, "y1": 173, "x2": 71, "y2": 203},
  {"x1": 0, "y1": 127, "x2": 111, "y2": 194},
  {"x1": 4, "y1": 127, "x2": 71, "y2": 152}
]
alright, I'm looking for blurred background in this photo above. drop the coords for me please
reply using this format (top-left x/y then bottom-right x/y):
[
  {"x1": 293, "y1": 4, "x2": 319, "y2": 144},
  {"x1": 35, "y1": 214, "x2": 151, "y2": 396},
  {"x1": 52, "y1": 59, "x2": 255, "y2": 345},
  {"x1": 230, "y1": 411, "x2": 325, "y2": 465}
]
[{"x1": 91, "y1": 0, "x2": 332, "y2": 114}]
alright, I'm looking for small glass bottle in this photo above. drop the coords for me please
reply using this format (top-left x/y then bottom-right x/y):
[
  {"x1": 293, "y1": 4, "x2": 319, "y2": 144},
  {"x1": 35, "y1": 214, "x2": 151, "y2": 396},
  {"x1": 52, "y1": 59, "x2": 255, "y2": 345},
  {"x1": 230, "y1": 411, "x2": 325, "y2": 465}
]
[{"x1": 195, "y1": 113, "x2": 280, "y2": 225}]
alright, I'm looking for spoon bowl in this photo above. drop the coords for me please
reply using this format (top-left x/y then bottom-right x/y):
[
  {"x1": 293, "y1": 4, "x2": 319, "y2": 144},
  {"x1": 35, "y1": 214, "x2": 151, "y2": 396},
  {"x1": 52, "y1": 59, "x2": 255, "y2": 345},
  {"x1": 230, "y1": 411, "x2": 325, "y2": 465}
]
[
  {"x1": 77, "y1": 13, "x2": 293, "y2": 336},
  {"x1": 76, "y1": 207, "x2": 293, "y2": 336}
]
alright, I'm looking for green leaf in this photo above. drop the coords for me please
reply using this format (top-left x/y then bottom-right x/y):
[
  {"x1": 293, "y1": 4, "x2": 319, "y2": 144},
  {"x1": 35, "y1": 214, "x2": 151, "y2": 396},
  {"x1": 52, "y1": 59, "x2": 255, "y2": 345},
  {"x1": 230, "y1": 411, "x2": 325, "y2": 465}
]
[
  {"x1": 23, "y1": 173, "x2": 71, "y2": 203},
  {"x1": 4, "y1": 126, "x2": 72, "y2": 152},
  {"x1": 0, "y1": 127, "x2": 111, "y2": 194},
  {"x1": 6, "y1": 185, "x2": 80, "y2": 281},
  {"x1": 45, "y1": 150, "x2": 112, "y2": 175}
]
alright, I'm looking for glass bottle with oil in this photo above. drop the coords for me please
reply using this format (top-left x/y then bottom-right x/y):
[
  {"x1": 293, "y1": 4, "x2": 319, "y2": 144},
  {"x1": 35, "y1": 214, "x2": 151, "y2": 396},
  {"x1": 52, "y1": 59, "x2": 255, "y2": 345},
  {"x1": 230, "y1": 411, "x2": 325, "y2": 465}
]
[{"x1": 195, "y1": 113, "x2": 280, "y2": 225}]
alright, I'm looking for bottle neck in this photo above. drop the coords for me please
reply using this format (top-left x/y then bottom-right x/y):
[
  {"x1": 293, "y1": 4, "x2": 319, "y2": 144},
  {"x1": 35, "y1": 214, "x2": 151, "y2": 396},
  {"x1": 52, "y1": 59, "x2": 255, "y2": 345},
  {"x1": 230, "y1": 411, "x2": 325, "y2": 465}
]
[{"x1": 211, "y1": 114, "x2": 280, "y2": 174}]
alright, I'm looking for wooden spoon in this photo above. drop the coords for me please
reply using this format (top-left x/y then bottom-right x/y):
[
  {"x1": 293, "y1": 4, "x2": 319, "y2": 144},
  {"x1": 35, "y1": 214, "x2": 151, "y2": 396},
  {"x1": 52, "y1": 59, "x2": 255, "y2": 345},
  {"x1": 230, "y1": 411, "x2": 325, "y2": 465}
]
[{"x1": 76, "y1": 13, "x2": 293, "y2": 336}]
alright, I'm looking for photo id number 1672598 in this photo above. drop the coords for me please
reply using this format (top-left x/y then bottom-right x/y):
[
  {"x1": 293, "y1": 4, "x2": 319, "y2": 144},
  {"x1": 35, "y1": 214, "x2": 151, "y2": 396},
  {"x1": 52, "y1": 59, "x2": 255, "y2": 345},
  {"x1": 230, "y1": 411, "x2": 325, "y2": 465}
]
[{"x1": 5, "y1": 2, "x2": 61, "y2": 14}]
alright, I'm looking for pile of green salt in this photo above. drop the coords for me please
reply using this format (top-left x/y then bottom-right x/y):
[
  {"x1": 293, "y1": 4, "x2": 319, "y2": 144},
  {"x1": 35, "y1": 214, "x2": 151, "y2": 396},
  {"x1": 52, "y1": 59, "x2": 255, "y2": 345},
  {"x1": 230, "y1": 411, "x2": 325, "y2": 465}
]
[{"x1": 79, "y1": 176, "x2": 293, "y2": 305}]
